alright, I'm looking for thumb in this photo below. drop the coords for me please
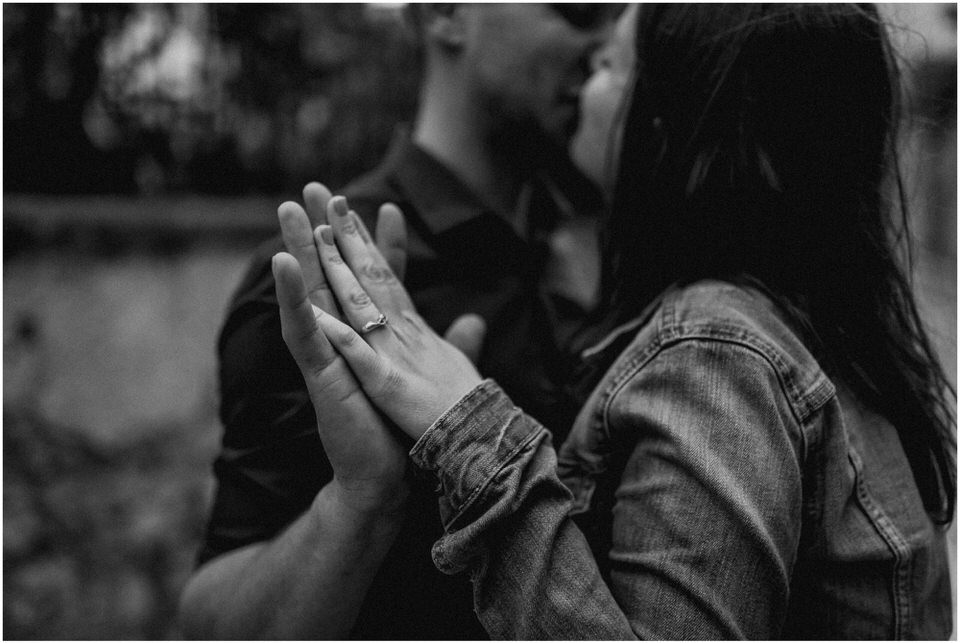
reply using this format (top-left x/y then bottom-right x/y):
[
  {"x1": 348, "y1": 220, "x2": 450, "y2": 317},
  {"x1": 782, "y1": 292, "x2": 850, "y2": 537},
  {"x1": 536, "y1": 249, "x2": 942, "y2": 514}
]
[
  {"x1": 444, "y1": 314, "x2": 487, "y2": 365},
  {"x1": 272, "y1": 252, "x2": 335, "y2": 376}
]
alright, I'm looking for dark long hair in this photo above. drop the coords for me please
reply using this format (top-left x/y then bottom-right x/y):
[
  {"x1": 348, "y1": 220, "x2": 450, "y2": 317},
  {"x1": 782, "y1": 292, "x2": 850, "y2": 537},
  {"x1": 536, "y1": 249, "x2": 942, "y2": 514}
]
[{"x1": 600, "y1": 4, "x2": 955, "y2": 524}]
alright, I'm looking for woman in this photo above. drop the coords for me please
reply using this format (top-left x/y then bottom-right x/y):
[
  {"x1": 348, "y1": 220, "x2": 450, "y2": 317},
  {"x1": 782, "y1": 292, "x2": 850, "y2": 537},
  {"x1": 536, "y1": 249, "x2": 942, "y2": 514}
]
[{"x1": 272, "y1": 4, "x2": 955, "y2": 638}]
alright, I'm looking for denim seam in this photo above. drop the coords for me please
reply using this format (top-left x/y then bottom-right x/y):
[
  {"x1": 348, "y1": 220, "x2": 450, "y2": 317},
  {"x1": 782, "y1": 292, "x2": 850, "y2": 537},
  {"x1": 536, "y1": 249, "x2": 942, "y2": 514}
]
[
  {"x1": 797, "y1": 406, "x2": 825, "y2": 552},
  {"x1": 662, "y1": 293, "x2": 679, "y2": 343},
  {"x1": 556, "y1": 453, "x2": 601, "y2": 515},
  {"x1": 795, "y1": 377, "x2": 835, "y2": 423},
  {"x1": 410, "y1": 379, "x2": 500, "y2": 464},
  {"x1": 675, "y1": 320, "x2": 835, "y2": 423},
  {"x1": 678, "y1": 322, "x2": 803, "y2": 404},
  {"x1": 597, "y1": 337, "x2": 668, "y2": 440},
  {"x1": 592, "y1": 324, "x2": 671, "y2": 444},
  {"x1": 847, "y1": 447, "x2": 912, "y2": 638},
  {"x1": 602, "y1": 333, "x2": 813, "y2": 440},
  {"x1": 442, "y1": 424, "x2": 546, "y2": 531}
]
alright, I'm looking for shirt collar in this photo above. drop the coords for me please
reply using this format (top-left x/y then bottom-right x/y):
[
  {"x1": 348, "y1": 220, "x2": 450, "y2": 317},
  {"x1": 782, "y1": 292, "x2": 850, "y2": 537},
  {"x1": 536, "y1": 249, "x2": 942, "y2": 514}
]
[
  {"x1": 381, "y1": 128, "x2": 553, "y2": 278},
  {"x1": 383, "y1": 129, "x2": 497, "y2": 236}
]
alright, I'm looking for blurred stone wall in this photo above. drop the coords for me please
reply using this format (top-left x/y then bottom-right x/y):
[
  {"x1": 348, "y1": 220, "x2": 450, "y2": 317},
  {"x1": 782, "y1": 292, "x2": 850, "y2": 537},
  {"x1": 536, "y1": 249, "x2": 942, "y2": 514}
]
[{"x1": 3, "y1": 197, "x2": 276, "y2": 639}]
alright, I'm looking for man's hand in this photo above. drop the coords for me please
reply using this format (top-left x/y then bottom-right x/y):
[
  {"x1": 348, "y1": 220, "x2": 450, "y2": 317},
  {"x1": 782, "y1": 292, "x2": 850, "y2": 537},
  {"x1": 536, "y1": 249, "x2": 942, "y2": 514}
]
[
  {"x1": 275, "y1": 184, "x2": 410, "y2": 513},
  {"x1": 177, "y1": 188, "x2": 416, "y2": 640},
  {"x1": 280, "y1": 195, "x2": 485, "y2": 442}
]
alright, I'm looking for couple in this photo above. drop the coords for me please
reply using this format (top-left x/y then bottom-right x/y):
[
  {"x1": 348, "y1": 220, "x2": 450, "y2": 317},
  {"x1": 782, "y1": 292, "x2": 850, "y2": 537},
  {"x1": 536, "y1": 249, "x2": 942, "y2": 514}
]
[{"x1": 185, "y1": 4, "x2": 955, "y2": 639}]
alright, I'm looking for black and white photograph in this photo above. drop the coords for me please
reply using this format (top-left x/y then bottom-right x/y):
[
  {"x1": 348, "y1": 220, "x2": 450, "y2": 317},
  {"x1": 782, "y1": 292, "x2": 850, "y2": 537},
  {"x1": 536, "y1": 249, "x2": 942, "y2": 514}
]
[{"x1": 3, "y1": 3, "x2": 957, "y2": 639}]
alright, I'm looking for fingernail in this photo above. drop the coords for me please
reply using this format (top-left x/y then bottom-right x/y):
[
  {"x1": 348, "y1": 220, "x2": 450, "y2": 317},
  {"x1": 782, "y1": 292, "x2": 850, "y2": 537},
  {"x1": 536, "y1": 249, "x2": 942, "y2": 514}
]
[
  {"x1": 319, "y1": 227, "x2": 334, "y2": 245},
  {"x1": 332, "y1": 196, "x2": 349, "y2": 217}
]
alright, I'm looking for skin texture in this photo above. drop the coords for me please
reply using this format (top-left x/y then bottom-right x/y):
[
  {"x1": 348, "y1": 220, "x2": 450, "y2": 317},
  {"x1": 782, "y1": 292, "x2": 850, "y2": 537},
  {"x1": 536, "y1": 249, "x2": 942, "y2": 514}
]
[
  {"x1": 570, "y1": 4, "x2": 638, "y2": 193},
  {"x1": 275, "y1": 197, "x2": 485, "y2": 442}
]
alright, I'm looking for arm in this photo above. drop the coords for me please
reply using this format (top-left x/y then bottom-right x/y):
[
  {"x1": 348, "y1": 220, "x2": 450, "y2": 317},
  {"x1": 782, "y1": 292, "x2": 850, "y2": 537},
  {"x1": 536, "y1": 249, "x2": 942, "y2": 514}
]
[
  {"x1": 409, "y1": 380, "x2": 635, "y2": 639},
  {"x1": 180, "y1": 186, "x2": 412, "y2": 639},
  {"x1": 296, "y1": 211, "x2": 805, "y2": 637},
  {"x1": 180, "y1": 478, "x2": 407, "y2": 639},
  {"x1": 410, "y1": 340, "x2": 803, "y2": 639}
]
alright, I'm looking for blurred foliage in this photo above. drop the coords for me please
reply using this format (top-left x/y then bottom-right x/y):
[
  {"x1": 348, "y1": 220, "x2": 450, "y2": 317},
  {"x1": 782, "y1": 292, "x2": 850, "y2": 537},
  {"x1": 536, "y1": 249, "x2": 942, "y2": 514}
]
[{"x1": 4, "y1": 3, "x2": 419, "y2": 195}]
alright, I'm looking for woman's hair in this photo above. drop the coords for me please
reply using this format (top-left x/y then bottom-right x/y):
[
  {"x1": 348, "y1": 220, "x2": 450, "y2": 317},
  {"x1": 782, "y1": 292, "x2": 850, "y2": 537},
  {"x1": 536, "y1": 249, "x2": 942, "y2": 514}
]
[{"x1": 601, "y1": 4, "x2": 955, "y2": 523}]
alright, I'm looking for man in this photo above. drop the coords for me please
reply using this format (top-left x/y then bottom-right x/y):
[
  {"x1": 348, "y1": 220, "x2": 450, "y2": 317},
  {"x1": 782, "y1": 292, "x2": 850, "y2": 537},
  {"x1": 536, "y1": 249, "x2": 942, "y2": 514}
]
[{"x1": 180, "y1": 4, "x2": 617, "y2": 638}]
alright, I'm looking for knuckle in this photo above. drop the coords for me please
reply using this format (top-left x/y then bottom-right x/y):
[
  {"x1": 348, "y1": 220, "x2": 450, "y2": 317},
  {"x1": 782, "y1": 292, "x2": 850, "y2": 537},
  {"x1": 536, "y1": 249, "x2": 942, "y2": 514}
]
[
  {"x1": 370, "y1": 365, "x2": 404, "y2": 401},
  {"x1": 338, "y1": 327, "x2": 361, "y2": 348},
  {"x1": 293, "y1": 322, "x2": 319, "y2": 346},
  {"x1": 281, "y1": 321, "x2": 309, "y2": 347},
  {"x1": 289, "y1": 237, "x2": 316, "y2": 253},
  {"x1": 400, "y1": 310, "x2": 426, "y2": 330},
  {"x1": 307, "y1": 282, "x2": 330, "y2": 296},
  {"x1": 347, "y1": 289, "x2": 372, "y2": 308},
  {"x1": 359, "y1": 261, "x2": 396, "y2": 285},
  {"x1": 304, "y1": 353, "x2": 337, "y2": 381},
  {"x1": 307, "y1": 356, "x2": 345, "y2": 390}
]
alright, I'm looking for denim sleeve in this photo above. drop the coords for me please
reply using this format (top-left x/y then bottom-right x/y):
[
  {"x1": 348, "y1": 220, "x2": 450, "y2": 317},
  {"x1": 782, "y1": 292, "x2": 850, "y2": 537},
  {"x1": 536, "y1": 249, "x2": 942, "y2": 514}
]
[
  {"x1": 410, "y1": 380, "x2": 636, "y2": 639},
  {"x1": 410, "y1": 337, "x2": 804, "y2": 639}
]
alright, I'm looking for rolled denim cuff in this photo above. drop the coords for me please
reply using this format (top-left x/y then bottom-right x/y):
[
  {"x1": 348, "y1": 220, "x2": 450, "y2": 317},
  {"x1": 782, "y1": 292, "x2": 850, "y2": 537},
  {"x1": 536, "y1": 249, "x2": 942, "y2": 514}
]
[{"x1": 410, "y1": 379, "x2": 542, "y2": 526}]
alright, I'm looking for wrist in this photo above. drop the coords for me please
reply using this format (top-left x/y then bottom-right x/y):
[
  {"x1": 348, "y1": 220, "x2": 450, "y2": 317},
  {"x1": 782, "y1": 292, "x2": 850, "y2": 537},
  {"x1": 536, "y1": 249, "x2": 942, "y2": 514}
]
[{"x1": 323, "y1": 476, "x2": 410, "y2": 526}]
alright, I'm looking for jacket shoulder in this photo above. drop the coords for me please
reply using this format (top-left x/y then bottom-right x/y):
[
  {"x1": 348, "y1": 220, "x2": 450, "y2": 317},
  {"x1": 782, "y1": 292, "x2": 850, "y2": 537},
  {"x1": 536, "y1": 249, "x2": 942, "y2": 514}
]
[{"x1": 652, "y1": 280, "x2": 835, "y2": 422}]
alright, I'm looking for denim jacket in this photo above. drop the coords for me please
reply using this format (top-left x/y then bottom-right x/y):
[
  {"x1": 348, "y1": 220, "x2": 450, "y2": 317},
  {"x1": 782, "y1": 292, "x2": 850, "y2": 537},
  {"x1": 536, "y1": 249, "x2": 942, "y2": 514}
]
[{"x1": 410, "y1": 280, "x2": 953, "y2": 639}]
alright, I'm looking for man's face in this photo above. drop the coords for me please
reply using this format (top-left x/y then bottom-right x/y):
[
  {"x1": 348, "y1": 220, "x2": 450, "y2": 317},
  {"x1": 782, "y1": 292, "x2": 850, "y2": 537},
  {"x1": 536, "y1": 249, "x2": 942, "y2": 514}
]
[{"x1": 465, "y1": 4, "x2": 620, "y2": 154}]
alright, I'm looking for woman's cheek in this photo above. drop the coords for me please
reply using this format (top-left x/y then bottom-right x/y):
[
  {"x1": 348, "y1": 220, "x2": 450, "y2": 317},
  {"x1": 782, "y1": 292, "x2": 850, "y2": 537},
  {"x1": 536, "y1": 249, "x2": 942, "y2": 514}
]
[
  {"x1": 573, "y1": 76, "x2": 621, "y2": 189},
  {"x1": 572, "y1": 77, "x2": 613, "y2": 187}
]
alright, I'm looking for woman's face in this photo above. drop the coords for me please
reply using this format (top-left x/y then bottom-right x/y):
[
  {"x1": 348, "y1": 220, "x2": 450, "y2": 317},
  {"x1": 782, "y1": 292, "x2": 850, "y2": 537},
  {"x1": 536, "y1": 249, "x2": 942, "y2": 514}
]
[{"x1": 570, "y1": 4, "x2": 637, "y2": 195}]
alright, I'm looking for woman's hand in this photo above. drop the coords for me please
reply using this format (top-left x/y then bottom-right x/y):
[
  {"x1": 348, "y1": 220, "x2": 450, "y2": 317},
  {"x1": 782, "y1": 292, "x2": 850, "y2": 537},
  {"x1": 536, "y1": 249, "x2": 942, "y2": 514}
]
[
  {"x1": 278, "y1": 182, "x2": 408, "y2": 317},
  {"x1": 273, "y1": 183, "x2": 412, "y2": 514},
  {"x1": 282, "y1": 194, "x2": 485, "y2": 442}
]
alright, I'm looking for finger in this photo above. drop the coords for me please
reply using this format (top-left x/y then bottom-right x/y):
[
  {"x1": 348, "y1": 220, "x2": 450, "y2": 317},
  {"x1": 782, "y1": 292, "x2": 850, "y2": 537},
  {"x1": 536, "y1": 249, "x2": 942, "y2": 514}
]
[
  {"x1": 272, "y1": 252, "x2": 338, "y2": 378},
  {"x1": 276, "y1": 253, "x2": 377, "y2": 450},
  {"x1": 327, "y1": 197, "x2": 413, "y2": 315},
  {"x1": 302, "y1": 182, "x2": 332, "y2": 229},
  {"x1": 278, "y1": 201, "x2": 339, "y2": 317},
  {"x1": 375, "y1": 203, "x2": 407, "y2": 282},
  {"x1": 315, "y1": 311, "x2": 396, "y2": 401},
  {"x1": 315, "y1": 224, "x2": 387, "y2": 334},
  {"x1": 327, "y1": 196, "x2": 374, "y2": 268},
  {"x1": 443, "y1": 314, "x2": 487, "y2": 365}
]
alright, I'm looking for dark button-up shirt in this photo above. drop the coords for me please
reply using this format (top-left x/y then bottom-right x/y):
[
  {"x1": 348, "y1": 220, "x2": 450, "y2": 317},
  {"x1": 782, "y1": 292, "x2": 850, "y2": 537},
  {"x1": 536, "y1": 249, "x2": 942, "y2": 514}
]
[{"x1": 198, "y1": 132, "x2": 585, "y2": 638}]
